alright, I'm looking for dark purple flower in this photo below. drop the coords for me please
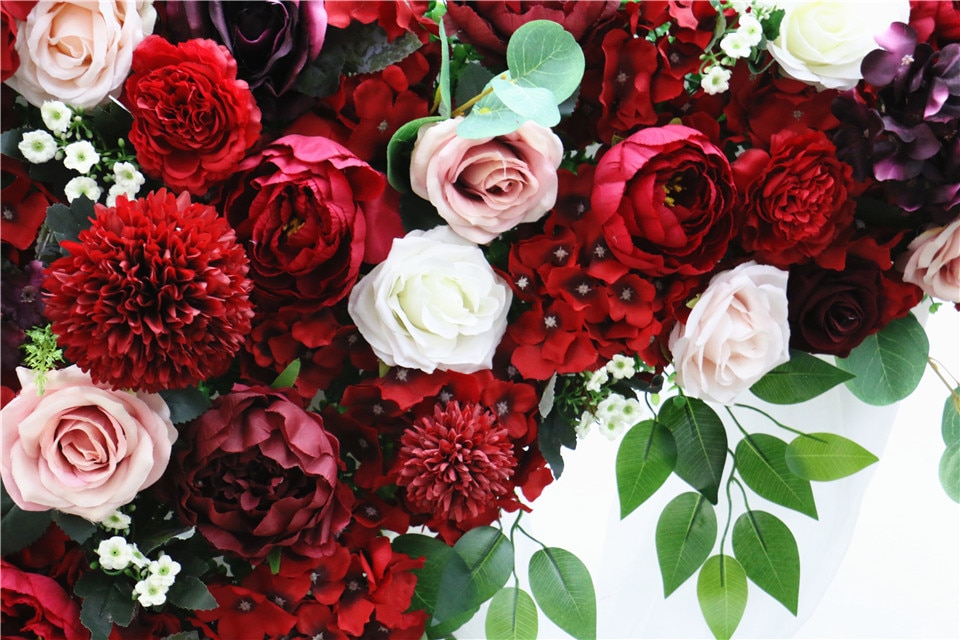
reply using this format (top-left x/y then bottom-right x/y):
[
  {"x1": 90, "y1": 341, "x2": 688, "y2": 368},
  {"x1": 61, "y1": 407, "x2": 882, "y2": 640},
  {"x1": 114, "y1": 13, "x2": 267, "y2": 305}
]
[{"x1": 0, "y1": 258, "x2": 45, "y2": 369}]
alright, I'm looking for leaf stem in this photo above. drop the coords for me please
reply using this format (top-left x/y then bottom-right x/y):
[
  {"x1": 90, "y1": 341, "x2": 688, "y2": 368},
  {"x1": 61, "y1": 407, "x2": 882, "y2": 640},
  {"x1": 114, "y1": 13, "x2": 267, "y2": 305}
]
[
  {"x1": 928, "y1": 357, "x2": 960, "y2": 398},
  {"x1": 451, "y1": 85, "x2": 495, "y2": 118},
  {"x1": 516, "y1": 524, "x2": 548, "y2": 551},
  {"x1": 732, "y1": 403, "x2": 815, "y2": 439}
]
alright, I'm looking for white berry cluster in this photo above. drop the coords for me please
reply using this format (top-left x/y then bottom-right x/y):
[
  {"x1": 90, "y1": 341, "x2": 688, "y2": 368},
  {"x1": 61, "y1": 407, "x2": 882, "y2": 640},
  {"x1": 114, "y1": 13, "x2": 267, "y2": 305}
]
[
  {"x1": 699, "y1": 1, "x2": 783, "y2": 95},
  {"x1": 576, "y1": 354, "x2": 654, "y2": 441}
]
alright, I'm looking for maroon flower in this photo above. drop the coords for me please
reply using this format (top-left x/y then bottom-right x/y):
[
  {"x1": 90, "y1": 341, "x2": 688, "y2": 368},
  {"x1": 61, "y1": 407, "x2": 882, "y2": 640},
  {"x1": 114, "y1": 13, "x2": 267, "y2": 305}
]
[
  {"x1": 44, "y1": 190, "x2": 254, "y2": 393},
  {"x1": 171, "y1": 385, "x2": 352, "y2": 563},
  {"x1": 396, "y1": 401, "x2": 517, "y2": 527},
  {"x1": 124, "y1": 35, "x2": 262, "y2": 196},
  {"x1": 1, "y1": 559, "x2": 88, "y2": 640},
  {"x1": 590, "y1": 124, "x2": 737, "y2": 277}
]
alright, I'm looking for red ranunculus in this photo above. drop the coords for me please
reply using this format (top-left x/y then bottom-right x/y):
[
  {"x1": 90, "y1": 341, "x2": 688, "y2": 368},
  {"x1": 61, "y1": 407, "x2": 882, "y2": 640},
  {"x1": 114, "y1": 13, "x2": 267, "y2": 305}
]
[
  {"x1": 733, "y1": 127, "x2": 857, "y2": 270},
  {"x1": 590, "y1": 124, "x2": 737, "y2": 277},
  {"x1": 170, "y1": 385, "x2": 353, "y2": 563},
  {"x1": 1, "y1": 560, "x2": 88, "y2": 640},
  {"x1": 221, "y1": 134, "x2": 393, "y2": 312},
  {"x1": 124, "y1": 35, "x2": 261, "y2": 196}
]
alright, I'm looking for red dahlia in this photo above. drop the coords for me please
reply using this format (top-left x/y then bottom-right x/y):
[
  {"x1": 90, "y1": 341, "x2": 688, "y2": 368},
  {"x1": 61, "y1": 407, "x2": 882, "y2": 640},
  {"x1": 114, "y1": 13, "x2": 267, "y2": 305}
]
[
  {"x1": 396, "y1": 401, "x2": 516, "y2": 525},
  {"x1": 44, "y1": 190, "x2": 254, "y2": 392}
]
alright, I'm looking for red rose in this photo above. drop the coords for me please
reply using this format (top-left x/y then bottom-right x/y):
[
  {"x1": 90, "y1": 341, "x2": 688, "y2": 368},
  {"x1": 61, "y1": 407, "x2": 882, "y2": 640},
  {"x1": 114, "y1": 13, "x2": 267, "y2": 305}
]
[
  {"x1": 124, "y1": 35, "x2": 261, "y2": 196},
  {"x1": 1, "y1": 560, "x2": 88, "y2": 640},
  {"x1": 590, "y1": 124, "x2": 737, "y2": 277},
  {"x1": 1, "y1": 1, "x2": 34, "y2": 81},
  {"x1": 733, "y1": 127, "x2": 857, "y2": 270},
  {"x1": 170, "y1": 385, "x2": 353, "y2": 563},
  {"x1": 221, "y1": 134, "x2": 392, "y2": 312}
]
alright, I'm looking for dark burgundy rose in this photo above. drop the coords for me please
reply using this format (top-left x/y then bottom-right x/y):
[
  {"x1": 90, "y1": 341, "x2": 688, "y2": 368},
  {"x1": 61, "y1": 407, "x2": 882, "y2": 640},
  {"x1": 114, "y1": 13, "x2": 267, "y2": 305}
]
[{"x1": 170, "y1": 385, "x2": 353, "y2": 563}]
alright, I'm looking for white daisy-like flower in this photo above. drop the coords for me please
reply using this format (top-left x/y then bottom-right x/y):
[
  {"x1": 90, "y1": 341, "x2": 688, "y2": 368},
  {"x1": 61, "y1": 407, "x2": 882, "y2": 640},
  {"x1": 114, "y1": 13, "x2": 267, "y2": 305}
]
[
  {"x1": 606, "y1": 354, "x2": 637, "y2": 380},
  {"x1": 40, "y1": 100, "x2": 72, "y2": 134},
  {"x1": 18, "y1": 130, "x2": 57, "y2": 164},
  {"x1": 129, "y1": 544, "x2": 150, "y2": 569},
  {"x1": 106, "y1": 183, "x2": 138, "y2": 207},
  {"x1": 720, "y1": 31, "x2": 753, "y2": 59},
  {"x1": 64, "y1": 176, "x2": 102, "y2": 203},
  {"x1": 112, "y1": 161, "x2": 145, "y2": 190},
  {"x1": 134, "y1": 575, "x2": 170, "y2": 607},
  {"x1": 96, "y1": 536, "x2": 134, "y2": 571},
  {"x1": 148, "y1": 554, "x2": 181, "y2": 587},
  {"x1": 737, "y1": 15, "x2": 764, "y2": 48},
  {"x1": 575, "y1": 410, "x2": 596, "y2": 440},
  {"x1": 595, "y1": 394, "x2": 638, "y2": 441},
  {"x1": 585, "y1": 368, "x2": 609, "y2": 393},
  {"x1": 701, "y1": 65, "x2": 733, "y2": 95},
  {"x1": 62, "y1": 140, "x2": 100, "y2": 174},
  {"x1": 100, "y1": 510, "x2": 132, "y2": 532}
]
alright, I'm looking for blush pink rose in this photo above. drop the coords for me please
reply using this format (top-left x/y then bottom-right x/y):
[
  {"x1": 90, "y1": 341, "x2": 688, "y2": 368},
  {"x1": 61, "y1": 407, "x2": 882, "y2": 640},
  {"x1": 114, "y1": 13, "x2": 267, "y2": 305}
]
[
  {"x1": 409, "y1": 117, "x2": 563, "y2": 244},
  {"x1": 898, "y1": 219, "x2": 960, "y2": 303},
  {"x1": 5, "y1": 0, "x2": 156, "y2": 108},
  {"x1": 0, "y1": 365, "x2": 176, "y2": 521}
]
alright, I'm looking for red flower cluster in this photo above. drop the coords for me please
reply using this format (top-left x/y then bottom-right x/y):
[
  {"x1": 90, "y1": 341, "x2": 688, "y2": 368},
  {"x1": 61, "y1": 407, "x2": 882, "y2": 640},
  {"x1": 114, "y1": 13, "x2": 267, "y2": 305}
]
[{"x1": 44, "y1": 190, "x2": 254, "y2": 393}]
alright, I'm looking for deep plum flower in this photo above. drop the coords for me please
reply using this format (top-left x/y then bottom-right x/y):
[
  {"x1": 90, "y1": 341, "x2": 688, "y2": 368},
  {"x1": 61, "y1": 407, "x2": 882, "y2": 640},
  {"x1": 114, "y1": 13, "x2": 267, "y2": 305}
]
[{"x1": 43, "y1": 190, "x2": 254, "y2": 393}]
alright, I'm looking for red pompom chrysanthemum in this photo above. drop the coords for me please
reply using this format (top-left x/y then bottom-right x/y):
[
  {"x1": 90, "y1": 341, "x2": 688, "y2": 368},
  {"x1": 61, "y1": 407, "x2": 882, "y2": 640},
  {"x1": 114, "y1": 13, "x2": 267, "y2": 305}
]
[
  {"x1": 396, "y1": 401, "x2": 516, "y2": 525},
  {"x1": 44, "y1": 189, "x2": 254, "y2": 392}
]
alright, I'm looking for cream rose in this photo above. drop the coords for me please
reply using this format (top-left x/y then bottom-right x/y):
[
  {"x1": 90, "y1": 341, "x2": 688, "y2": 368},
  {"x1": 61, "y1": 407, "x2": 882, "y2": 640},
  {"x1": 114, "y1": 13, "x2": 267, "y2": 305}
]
[
  {"x1": 409, "y1": 117, "x2": 563, "y2": 244},
  {"x1": 347, "y1": 225, "x2": 512, "y2": 373},
  {"x1": 669, "y1": 262, "x2": 791, "y2": 405},
  {"x1": 0, "y1": 365, "x2": 176, "y2": 521},
  {"x1": 5, "y1": 0, "x2": 156, "y2": 108},
  {"x1": 766, "y1": 0, "x2": 910, "y2": 90},
  {"x1": 898, "y1": 219, "x2": 960, "y2": 303}
]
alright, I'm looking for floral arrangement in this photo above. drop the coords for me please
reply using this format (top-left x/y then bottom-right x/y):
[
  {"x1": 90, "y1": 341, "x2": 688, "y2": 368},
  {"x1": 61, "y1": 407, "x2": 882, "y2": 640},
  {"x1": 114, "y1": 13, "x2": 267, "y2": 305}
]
[{"x1": 1, "y1": 1, "x2": 958, "y2": 639}]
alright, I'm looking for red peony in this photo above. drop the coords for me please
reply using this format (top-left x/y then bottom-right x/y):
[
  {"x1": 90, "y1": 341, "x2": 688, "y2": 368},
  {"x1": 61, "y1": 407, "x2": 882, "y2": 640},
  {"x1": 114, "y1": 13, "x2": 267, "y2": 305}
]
[
  {"x1": 396, "y1": 401, "x2": 517, "y2": 527},
  {"x1": 1, "y1": 559, "x2": 88, "y2": 640},
  {"x1": 44, "y1": 190, "x2": 253, "y2": 393},
  {"x1": 733, "y1": 127, "x2": 857, "y2": 270},
  {"x1": 124, "y1": 35, "x2": 261, "y2": 196},
  {"x1": 170, "y1": 385, "x2": 352, "y2": 563},
  {"x1": 589, "y1": 124, "x2": 737, "y2": 277}
]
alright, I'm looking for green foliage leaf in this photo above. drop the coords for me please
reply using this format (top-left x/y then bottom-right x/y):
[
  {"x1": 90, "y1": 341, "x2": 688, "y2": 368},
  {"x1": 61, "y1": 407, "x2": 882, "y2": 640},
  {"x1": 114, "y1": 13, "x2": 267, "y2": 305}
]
[
  {"x1": 505, "y1": 20, "x2": 585, "y2": 103},
  {"x1": 1, "y1": 127, "x2": 27, "y2": 159},
  {"x1": 46, "y1": 196, "x2": 95, "y2": 246},
  {"x1": 658, "y1": 398, "x2": 727, "y2": 504},
  {"x1": 940, "y1": 443, "x2": 960, "y2": 503},
  {"x1": 457, "y1": 90, "x2": 527, "y2": 139},
  {"x1": 432, "y1": 526, "x2": 514, "y2": 627},
  {"x1": 529, "y1": 547, "x2": 596, "y2": 640},
  {"x1": 697, "y1": 555, "x2": 748, "y2": 640},
  {"x1": 785, "y1": 433, "x2": 878, "y2": 481},
  {"x1": 158, "y1": 387, "x2": 211, "y2": 425},
  {"x1": 438, "y1": 19, "x2": 452, "y2": 119},
  {"x1": 655, "y1": 492, "x2": 717, "y2": 597},
  {"x1": 491, "y1": 75, "x2": 561, "y2": 127},
  {"x1": 166, "y1": 575, "x2": 217, "y2": 611},
  {"x1": 942, "y1": 388, "x2": 960, "y2": 446},
  {"x1": 750, "y1": 350, "x2": 854, "y2": 404},
  {"x1": 386, "y1": 115, "x2": 444, "y2": 193},
  {"x1": 270, "y1": 359, "x2": 301, "y2": 390},
  {"x1": 731, "y1": 511, "x2": 800, "y2": 615},
  {"x1": 391, "y1": 533, "x2": 452, "y2": 615},
  {"x1": 538, "y1": 406, "x2": 578, "y2": 479},
  {"x1": 735, "y1": 434, "x2": 817, "y2": 519},
  {"x1": 836, "y1": 313, "x2": 929, "y2": 405},
  {"x1": 454, "y1": 62, "x2": 496, "y2": 109},
  {"x1": 617, "y1": 419, "x2": 677, "y2": 518},
  {"x1": 486, "y1": 587, "x2": 539, "y2": 640},
  {"x1": 75, "y1": 572, "x2": 136, "y2": 640},
  {"x1": 162, "y1": 633, "x2": 200, "y2": 640},
  {"x1": 51, "y1": 511, "x2": 97, "y2": 544},
  {"x1": 1, "y1": 483, "x2": 52, "y2": 555}
]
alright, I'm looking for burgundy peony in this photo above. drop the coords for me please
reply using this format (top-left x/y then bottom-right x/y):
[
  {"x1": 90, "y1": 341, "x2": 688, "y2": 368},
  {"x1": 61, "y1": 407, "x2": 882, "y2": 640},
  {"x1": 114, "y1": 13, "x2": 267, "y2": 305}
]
[
  {"x1": 590, "y1": 124, "x2": 737, "y2": 277},
  {"x1": 171, "y1": 385, "x2": 352, "y2": 563},
  {"x1": 44, "y1": 190, "x2": 253, "y2": 393},
  {"x1": 221, "y1": 134, "x2": 387, "y2": 312},
  {"x1": 124, "y1": 34, "x2": 261, "y2": 196},
  {"x1": 1, "y1": 559, "x2": 88, "y2": 640}
]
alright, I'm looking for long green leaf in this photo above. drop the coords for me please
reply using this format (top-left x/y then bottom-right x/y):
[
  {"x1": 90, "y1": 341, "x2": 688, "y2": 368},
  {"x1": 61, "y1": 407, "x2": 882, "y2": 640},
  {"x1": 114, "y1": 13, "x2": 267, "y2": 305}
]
[
  {"x1": 940, "y1": 443, "x2": 960, "y2": 503},
  {"x1": 731, "y1": 511, "x2": 800, "y2": 615},
  {"x1": 432, "y1": 526, "x2": 514, "y2": 626},
  {"x1": 529, "y1": 548, "x2": 596, "y2": 640},
  {"x1": 658, "y1": 398, "x2": 728, "y2": 504},
  {"x1": 505, "y1": 20, "x2": 585, "y2": 102},
  {"x1": 750, "y1": 350, "x2": 854, "y2": 404},
  {"x1": 836, "y1": 312, "x2": 929, "y2": 405},
  {"x1": 697, "y1": 555, "x2": 748, "y2": 640},
  {"x1": 486, "y1": 587, "x2": 539, "y2": 640},
  {"x1": 736, "y1": 434, "x2": 817, "y2": 519},
  {"x1": 785, "y1": 433, "x2": 878, "y2": 481},
  {"x1": 617, "y1": 419, "x2": 677, "y2": 518},
  {"x1": 655, "y1": 492, "x2": 717, "y2": 597}
]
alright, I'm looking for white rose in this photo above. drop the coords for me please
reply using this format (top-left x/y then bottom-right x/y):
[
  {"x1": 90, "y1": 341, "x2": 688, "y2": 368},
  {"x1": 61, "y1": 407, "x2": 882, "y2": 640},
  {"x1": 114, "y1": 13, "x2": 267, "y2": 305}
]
[
  {"x1": 897, "y1": 219, "x2": 960, "y2": 303},
  {"x1": 767, "y1": 0, "x2": 910, "y2": 90},
  {"x1": 5, "y1": 0, "x2": 156, "y2": 108},
  {"x1": 348, "y1": 225, "x2": 512, "y2": 373},
  {"x1": 669, "y1": 261, "x2": 791, "y2": 405}
]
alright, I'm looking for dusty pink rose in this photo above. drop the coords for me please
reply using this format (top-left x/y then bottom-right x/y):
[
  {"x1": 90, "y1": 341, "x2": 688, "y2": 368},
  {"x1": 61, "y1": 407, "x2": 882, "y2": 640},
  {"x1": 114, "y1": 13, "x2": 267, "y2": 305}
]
[
  {"x1": 898, "y1": 219, "x2": 960, "y2": 303},
  {"x1": 409, "y1": 117, "x2": 563, "y2": 244},
  {"x1": 0, "y1": 365, "x2": 176, "y2": 521},
  {"x1": 4, "y1": 0, "x2": 156, "y2": 108}
]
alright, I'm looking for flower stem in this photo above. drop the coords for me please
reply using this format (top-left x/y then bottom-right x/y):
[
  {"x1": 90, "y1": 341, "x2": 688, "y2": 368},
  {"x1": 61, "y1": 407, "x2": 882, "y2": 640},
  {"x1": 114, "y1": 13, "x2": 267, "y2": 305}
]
[{"x1": 451, "y1": 85, "x2": 495, "y2": 118}]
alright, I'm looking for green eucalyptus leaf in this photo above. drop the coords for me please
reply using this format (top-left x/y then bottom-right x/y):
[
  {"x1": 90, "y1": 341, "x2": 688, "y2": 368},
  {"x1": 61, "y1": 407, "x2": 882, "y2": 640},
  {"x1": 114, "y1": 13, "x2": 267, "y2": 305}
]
[
  {"x1": 735, "y1": 434, "x2": 817, "y2": 519},
  {"x1": 158, "y1": 387, "x2": 211, "y2": 425},
  {"x1": 270, "y1": 359, "x2": 301, "y2": 390},
  {"x1": 836, "y1": 313, "x2": 929, "y2": 405},
  {"x1": 750, "y1": 350, "x2": 854, "y2": 404},
  {"x1": 505, "y1": 20, "x2": 585, "y2": 103},
  {"x1": 490, "y1": 75, "x2": 561, "y2": 127},
  {"x1": 616, "y1": 419, "x2": 677, "y2": 518},
  {"x1": 457, "y1": 91, "x2": 526, "y2": 139},
  {"x1": 785, "y1": 433, "x2": 878, "y2": 481},
  {"x1": 943, "y1": 388, "x2": 960, "y2": 446},
  {"x1": 658, "y1": 398, "x2": 727, "y2": 504},
  {"x1": 655, "y1": 492, "x2": 717, "y2": 597},
  {"x1": 697, "y1": 555, "x2": 748, "y2": 640},
  {"x1": 386, "y1": 115, "x2": 445, "y2": 193},
  {"x1": 165, "y1": 576, "x2": 217, "y2": 611},
  {"x1": 391, "y1": 533, "x2": 452, "y2": 615},
  {"x1": 432, "y1": 526, "x2": 514, "y2": 626},
  {"x1": 75, "y1": 572, "x2": 136, "y2": 640},
  {"x1": 940, "y1": 442, "x2": 960, "y2": 503},
  {"x1": 528, "y1": 547, "x2": 596, "y2": 640},
  {"x1": 486, "y1": 586, "x2": 539, "y2": 640},
  {"x1": 731, "y1": 511, "x2": 800, "y2": 615}
]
